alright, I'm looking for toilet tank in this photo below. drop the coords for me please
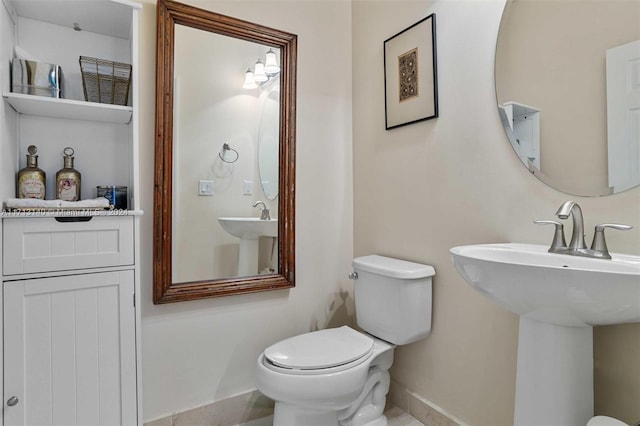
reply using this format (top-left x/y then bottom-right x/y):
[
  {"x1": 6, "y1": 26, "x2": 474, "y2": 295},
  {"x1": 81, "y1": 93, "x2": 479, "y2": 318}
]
[{"x1": 352, "y1": 255, "x2": 435, "y2": 345}]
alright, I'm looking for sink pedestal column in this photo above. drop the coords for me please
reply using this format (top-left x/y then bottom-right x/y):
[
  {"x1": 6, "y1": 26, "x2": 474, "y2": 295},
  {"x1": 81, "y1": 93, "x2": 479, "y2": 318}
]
[
  {"x1": 238, "y1": 237, "x2": 260, "y2": 276},
  {"x1": 514, "y1": 317, "x2": 593, "y2": 426}
]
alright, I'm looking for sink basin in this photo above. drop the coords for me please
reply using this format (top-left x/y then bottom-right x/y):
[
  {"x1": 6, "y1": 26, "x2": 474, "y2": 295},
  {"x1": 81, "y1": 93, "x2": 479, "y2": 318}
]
[
  {"x1": 218, "y1": 217, "x2": 278, "y2": 239},
  {"x1": 450, "y1": 243, "x2": 640, "y2": 327}
]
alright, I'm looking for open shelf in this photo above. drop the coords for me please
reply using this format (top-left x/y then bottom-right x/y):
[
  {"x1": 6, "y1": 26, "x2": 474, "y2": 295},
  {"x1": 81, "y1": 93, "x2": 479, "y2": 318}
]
[
  {"x1": 3, "y1": 92, "x2": 132, "y2": 124},
  {"x1": 7, "y1": 0, "x2": 141, "y2": 40}
]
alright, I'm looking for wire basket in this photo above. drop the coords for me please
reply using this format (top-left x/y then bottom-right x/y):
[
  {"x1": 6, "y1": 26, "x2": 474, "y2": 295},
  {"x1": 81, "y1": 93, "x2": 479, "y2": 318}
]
[{"x1": 79, "y1": 56, "x2": 131, "y2": 105}]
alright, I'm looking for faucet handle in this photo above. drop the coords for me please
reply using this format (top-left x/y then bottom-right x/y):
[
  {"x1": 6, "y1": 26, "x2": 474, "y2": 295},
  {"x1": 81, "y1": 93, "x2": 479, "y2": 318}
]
[
  {"x1": 590, "y1": 223, "x2": 633, "y2": 259},
  {"x1": 594, "y1": 223, "x2": 633, "y2": 232},
  {"x1": 534, "y1": 220, "x2": 567, "y2": 252}
]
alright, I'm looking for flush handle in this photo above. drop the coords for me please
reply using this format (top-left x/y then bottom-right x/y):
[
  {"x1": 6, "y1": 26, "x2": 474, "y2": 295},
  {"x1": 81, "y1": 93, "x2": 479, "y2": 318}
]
[
  {"x1": 7, "y1": 396, "x2": 18, "y2": 407},
  {"x1": 348, "y1": 272, "x2": 358, "y2": 280}
]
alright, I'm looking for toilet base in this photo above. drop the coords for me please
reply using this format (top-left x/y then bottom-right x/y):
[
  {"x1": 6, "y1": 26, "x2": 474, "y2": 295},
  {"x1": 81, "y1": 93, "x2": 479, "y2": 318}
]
[
  {"x1": 273, "y1": 402, "x2": 339, "y2": 426},
  {"x1": 355, "y1": 415, "x2": 388, "y2": 426},
  {"x1": 271, "y1": 403, "x2": 388, "y2": 426},
  {"x1": 339, "y1": 365, "x2": 390, "y2": 426}
]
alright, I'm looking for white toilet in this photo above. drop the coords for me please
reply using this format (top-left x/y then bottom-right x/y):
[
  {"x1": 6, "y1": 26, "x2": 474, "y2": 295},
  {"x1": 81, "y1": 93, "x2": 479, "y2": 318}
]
[
  {"x1": 587, "y1": 416, "x2": 630, "y2": 426},
  {"x1": 255, "y1": 255, "x2": 436, "y2": 426}
]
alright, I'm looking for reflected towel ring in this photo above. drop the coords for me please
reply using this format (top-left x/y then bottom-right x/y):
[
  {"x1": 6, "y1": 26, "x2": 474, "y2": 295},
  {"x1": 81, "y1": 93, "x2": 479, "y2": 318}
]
[{"x1": 219, "y1": 143, "x2": 239, "y2": 163}]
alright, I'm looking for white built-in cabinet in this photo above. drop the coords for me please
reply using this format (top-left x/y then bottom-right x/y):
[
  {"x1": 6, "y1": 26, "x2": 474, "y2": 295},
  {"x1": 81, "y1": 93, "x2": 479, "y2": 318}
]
[
  {"x1": 0, "y1": 1, "x2": 142, "y2": 425},
  {"x1": 4, "y1": 271, "x2": 137, "y2": 425}
]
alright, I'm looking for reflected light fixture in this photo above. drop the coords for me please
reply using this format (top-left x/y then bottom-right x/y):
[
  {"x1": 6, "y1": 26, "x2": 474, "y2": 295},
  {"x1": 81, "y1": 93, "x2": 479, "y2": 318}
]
[
  {"x1": 253, "y1": 59, "x2": 268, "y2": 82},
  {"x1": 243, "y1": 49, "x2": 280, "y2": 89},
  {"x1": 243, "y1": 68, "x2": 258, "y2": 89},
  {"x1": 264, "y1": 48, "x2": 281, "y2": 74}
]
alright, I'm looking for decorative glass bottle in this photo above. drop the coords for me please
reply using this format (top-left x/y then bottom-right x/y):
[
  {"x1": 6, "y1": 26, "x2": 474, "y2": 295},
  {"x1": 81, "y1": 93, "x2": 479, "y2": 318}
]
[
  {"x1": 56, "y1": 147, "x2": 81, "y2": 201},
  {"x1": 17, "y1": 145, "x2": 46, "y2": 199}
]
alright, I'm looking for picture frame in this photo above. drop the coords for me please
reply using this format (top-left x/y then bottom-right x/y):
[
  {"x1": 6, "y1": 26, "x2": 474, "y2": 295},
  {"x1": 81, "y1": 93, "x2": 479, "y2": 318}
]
[{"x1": 384, "y1": 14, "x2": 438, "y2": 130}]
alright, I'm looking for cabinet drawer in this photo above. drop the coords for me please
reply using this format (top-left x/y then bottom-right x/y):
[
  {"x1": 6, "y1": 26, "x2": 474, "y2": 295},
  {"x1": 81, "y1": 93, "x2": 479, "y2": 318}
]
[{"x1": 3, "y1": 216, "x2": 134, "y2": 275}]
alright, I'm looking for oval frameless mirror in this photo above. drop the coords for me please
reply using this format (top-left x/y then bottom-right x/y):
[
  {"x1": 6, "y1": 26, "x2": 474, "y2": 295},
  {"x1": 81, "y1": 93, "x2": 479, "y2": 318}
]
[
  {"x1": 495, "y1": 0, "x2": 640, "y2": 196},
  {"x1": 258, "y1": 86, "x2": 280, "y2": 200}
]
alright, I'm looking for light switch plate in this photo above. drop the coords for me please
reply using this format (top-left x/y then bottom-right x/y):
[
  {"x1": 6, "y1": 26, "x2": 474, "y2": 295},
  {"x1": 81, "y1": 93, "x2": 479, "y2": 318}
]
[
  {"x1": 199, "y1": 180, "x2": 214, "y2": 196},
  {"x1": 243, "y1": 180, "x2": 253, "y2": 195}
]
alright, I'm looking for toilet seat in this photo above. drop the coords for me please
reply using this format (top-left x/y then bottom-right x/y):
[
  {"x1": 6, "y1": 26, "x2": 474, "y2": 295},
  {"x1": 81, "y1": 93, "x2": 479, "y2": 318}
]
[{"x1": 263, "y1": 326, "x2": 374, "y2": 375}]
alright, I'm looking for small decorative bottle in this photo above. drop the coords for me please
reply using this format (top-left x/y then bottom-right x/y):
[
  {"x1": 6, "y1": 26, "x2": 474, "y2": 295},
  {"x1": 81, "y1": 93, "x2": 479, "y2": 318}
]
[
  {"x1": 17, "y1": 145, "x2": 46, "y2": 199},
  {"x1": 56, "y1": 147, "x2": 81, "y2": 201}
]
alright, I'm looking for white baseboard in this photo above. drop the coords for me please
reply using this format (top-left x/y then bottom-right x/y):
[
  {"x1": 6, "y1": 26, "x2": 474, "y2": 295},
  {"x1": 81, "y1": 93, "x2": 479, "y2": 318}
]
[{"x1": 388, "y1": 379, "x2": 466, "y2": 426}]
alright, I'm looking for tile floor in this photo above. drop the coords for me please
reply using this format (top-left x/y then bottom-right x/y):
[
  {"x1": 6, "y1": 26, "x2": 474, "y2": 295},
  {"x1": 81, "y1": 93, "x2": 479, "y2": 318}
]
[
  {"x1": 237, "y1": 406, "x2": 425, "y2": 426},
  {"x1": 385, "y1": 406, "x2": 427, "y2": 426}
]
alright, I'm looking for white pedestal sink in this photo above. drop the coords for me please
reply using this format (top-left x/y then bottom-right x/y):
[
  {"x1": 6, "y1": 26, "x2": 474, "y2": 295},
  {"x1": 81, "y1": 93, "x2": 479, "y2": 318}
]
[
  {"x1": 218, "y1": 217, "x2": 278, "y2": 276},
  {"x1": 450, "y1": 243, "x2": 640, "y2": 426}
]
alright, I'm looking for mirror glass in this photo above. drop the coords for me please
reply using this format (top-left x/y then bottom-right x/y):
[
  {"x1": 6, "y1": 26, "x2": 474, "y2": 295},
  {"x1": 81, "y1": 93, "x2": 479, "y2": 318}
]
[
  {"x1": 153, "y1": 0, "x2": 297, "y2": 304},
  {"x1": 258, "y1": 87, "x2": 280, "y2": 200},
  {"x1": 495, "y1": 0, "x2": 640, "y2": 196},
  {"x1": 171, "y1": 25, "x2": 280, "y2": 282}
]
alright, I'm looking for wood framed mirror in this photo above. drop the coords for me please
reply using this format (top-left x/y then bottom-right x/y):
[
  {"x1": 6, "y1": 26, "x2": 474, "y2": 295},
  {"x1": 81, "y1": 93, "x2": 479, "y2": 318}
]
[{"x1": 153, "y1": 0, "x2": 296, "y2": 304}]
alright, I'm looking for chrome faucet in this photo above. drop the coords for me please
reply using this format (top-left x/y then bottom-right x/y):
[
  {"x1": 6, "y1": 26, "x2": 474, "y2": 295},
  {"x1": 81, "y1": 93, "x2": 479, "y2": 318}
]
[
  {"x1": 555, "y1": 201, "x2": 586, "y2": 250},
  {"x1": 535, "y1": 201, "x2": 632, "y2": 259},
  {"x1": 253, "y1": 200, "x2": 271, "y2": 220}
]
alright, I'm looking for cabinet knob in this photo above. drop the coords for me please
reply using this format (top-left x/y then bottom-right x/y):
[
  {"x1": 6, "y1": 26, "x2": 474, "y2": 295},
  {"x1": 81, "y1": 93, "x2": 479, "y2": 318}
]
[{"x1": 7, "y1": 396, "x2": 19, "y2": 406}]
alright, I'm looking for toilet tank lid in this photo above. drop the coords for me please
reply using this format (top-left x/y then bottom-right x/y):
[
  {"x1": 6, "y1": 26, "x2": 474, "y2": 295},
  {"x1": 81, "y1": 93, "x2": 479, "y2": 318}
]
[{"x1": 353, "y1": 255, "x2": 435, "y2": 279}]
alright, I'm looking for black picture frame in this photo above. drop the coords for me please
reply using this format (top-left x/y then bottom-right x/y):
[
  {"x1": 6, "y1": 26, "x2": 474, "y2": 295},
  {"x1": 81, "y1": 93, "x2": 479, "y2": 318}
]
[{"x1": 384, "y1": 14, "x2": 438, "y2": 130}]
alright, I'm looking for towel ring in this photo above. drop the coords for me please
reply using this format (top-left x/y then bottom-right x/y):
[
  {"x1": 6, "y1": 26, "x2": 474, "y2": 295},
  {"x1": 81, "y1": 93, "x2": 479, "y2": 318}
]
[{"x1": 219, "y1": 143, "x2": 239, "y2": 163}]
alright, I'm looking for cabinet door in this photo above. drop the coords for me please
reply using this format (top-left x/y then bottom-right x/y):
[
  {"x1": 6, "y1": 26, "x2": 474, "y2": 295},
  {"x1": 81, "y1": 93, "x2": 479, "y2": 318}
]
[{"x1": 3, "y1": 271, "x2": 136, "y2": 426}]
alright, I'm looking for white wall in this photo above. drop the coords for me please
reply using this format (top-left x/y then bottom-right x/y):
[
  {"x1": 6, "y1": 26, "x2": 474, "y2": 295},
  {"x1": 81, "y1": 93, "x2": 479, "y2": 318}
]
[
  {"x1": 352, "y1": 0, "x2": 640, "y2": 425},
  {"x1": 137, "y1": 0, "x2": 353, "y2": 421}
]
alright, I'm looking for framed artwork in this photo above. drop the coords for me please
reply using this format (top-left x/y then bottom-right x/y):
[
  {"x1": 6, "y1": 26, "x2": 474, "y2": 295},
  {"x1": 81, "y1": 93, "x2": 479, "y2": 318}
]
[{"x1": 384, "y1": 14, "x2": 438, "y2": 130}]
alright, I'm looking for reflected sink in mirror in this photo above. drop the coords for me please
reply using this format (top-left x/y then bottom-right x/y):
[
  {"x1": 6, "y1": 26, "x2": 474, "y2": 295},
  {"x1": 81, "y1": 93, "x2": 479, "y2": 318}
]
[
  {"x1": 218, "y1": 217, "x2": 278, "y2": 239},
  {"x1": 218, "y1": 217, "x2": 278, "y2": 276},
  {"x1": 450, "y1": 243, "x2": 640, "y2": 327}
]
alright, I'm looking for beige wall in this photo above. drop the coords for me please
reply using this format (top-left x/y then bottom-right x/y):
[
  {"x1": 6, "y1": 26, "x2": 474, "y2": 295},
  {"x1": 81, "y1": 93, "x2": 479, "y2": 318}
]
[
  {"x1": 595, "y1": 324, "x2": 640, "y2": 422},
  {"x1": 352, "y1": 0, "x2": 640, "y2": 425},
  {"x1": 137, "y1": 0, "x2": 354, "y2": 421}
]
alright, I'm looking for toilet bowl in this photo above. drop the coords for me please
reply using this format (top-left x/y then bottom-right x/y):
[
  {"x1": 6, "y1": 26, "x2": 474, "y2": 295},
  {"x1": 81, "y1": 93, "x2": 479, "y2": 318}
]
[
  {"x1": 255, "y1": 326, "x2": 394, "y2": 425},
  {"x1": 587, "y1": 416, "x2": 629, "y2": 426},
  {"x1": 255, "y1": 255, "x2": 436, "y2": 426}
]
